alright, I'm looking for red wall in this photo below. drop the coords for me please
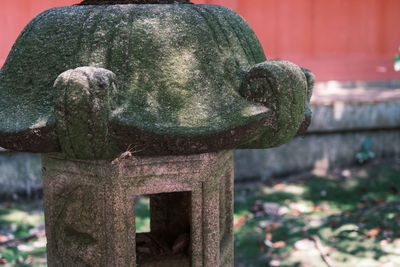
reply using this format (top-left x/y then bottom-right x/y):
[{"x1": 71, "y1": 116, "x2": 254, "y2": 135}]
[
  {"x1": 1, "y1": 0, "x2": 399, "y2": 81},
  {"x1": 0, "y1": 0, "x2": 78, "y2": 69}
]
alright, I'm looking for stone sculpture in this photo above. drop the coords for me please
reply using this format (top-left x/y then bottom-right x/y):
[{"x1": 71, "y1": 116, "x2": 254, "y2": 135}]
[{"x1": 0, "y1": 0, "x2": 313, "y2": 266}]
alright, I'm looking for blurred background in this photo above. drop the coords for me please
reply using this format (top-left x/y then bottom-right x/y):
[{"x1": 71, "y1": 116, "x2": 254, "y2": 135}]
[{"x1": 0, "y1": 0, "x2": 399, "y2": 266}]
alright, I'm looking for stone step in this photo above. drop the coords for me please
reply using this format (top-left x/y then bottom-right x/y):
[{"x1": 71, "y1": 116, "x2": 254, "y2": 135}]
[{"x1": 309, "y1": 83, "x2": 400, "y2": 132}]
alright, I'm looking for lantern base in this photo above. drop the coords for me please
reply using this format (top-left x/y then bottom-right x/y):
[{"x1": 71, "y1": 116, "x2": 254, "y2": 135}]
[{"x1": 42, "y1": 151, "x2": 234, "y2": 266}]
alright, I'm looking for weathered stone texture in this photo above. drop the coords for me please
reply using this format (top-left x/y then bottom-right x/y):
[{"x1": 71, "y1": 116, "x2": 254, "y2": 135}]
[
  {"x1": 42, "y1": 151, "x2": 234, "y2": 266},
  {"x1": 239, "y1": 60, "x2": 310, "y2": 148},
  {"x1": 0, "y1": 4, "x2": 312, "y2": 157},
  {"x1": 54, "y1": 67, "x2": 118, "y2": 159}
]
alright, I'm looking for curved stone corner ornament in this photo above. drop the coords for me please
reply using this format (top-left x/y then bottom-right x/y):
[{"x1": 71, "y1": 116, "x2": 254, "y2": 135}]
[
  {"x1": 0, "y1": 0, "x2": 314, "y2": 160},
  {"x1": 53, "y1": 67, "x2": 119, "y2": 159}
]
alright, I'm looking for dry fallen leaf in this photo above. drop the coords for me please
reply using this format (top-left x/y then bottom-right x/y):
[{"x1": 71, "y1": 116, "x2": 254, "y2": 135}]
[
  {"x1": 369, "y1": 227, "x2": 381, "y2": 239},
  {"x1": 274, "y1": 183, "x2": 286, "y2": 190},
  {"x1": 0, "y1": 234, "x2": 8, "y2": 243},
  {"x1": 292, "y1": 208, "x2": 302, "y2": 215},
  {"x1": 290, "y1": 202, "x2": 308, "y2": 214},
  {"x1": 272, "y1": 241, "x2": 286, "y2": 248},
  {"x1": 25, "y1": 256, "x2": 34, "y2": 264},
  {"x1": 234, "y1": 215, "x2": 246, "y2": 229},
  {"x1": 312, "y1": 205, "x2": 321, "y2": 212},
  {"x1": 272, "y1": 222, "x2": 281, "y2": 229}
]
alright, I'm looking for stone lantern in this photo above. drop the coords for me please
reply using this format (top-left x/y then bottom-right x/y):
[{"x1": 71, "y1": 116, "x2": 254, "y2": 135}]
[{"x1": 0, "y1": 0, "x2": 313, "y2": 266}]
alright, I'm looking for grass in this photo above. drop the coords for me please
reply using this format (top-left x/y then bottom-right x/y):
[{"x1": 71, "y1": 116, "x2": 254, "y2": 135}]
[
  {"x1": 0, "y1": 201, "x2": 46, "y2": 266},
  {"x1": 0, "y1": 159, "x2": 399, "y2": 266},
  {"x1": 234, "y1": 160, "x2": 400, "y2": 266}
]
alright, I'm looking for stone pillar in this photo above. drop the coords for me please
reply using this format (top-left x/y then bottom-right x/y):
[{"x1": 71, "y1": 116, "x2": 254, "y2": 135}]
[{"x1": 42, "y1": 151, "x2": 234, "y2": 267}]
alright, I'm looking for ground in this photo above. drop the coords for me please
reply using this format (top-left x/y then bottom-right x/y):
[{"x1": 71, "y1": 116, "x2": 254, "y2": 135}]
[
  {"x1": 0, "y1": 159, "x2": 399, "y2": 266},
  {"x1": 234, "y1": 159, "x2": 400, "y2": 267},
  {"x1": 0, "y1": 201, "x2": 45, "y2": 266}
]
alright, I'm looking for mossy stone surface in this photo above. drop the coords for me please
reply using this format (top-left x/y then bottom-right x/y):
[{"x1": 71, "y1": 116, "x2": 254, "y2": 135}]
[
  {"x1": 0, "y1": 3, "x2": 312, "y2": 158},
  {"x1": 239, "y1": 60, "x2": 309, "y2": 148},
  {"x1": 54, "y1": 67, "x2": 119, "y2": 159}
]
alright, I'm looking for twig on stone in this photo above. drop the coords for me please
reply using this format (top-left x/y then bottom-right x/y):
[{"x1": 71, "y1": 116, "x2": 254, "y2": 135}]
[{"x1": 111, "y1": 143, "x2": 146, "y2": 165}]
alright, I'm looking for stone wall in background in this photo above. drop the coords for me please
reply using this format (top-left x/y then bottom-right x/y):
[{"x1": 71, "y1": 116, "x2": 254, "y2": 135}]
[
  {"x1": 235, "y1": 131, "x2": 400, "y2": 181},
  {"x1": 0, "y1": 149, "x2": 42, "y2": 198}
]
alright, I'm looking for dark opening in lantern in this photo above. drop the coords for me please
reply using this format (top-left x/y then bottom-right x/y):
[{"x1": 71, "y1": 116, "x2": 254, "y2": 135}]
[{"x1": 136, "y1": 192, "x2": 191, "y2": 265}]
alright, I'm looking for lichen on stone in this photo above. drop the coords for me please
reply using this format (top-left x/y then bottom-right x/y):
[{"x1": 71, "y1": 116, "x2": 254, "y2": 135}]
[{"x1": 0, "y1": 3, "x2": 313, "y2": 158}]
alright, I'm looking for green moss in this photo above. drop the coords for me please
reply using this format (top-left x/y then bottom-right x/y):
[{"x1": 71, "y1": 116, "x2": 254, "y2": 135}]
[
  {"x1": 54, "y1": 67, "x2": 119, "y2": 159},
  {"x1": 0, "y1": 4, "x2": 266, "y2": 137},
  {"x1": 0, "y1": 4, "x2": 311, "y2": 156},
  {"x1": 238, "y1": 60, "x2": 307, "y2": 148}
]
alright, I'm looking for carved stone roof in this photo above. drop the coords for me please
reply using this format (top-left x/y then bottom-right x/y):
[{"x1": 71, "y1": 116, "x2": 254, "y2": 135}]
[{"x1": 0, "y1": 4, "x2": 312, "y2": 159}]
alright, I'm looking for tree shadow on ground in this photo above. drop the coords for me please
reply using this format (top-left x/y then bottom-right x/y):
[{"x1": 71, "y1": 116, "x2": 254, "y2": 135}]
[{"x1": 234, "y1": 160, "x2": 400, "y2": 267}]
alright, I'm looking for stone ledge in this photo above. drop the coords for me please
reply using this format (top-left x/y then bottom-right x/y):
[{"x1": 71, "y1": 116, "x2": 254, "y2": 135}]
[
  {"x1": 311, "y1": 87, "x2": 400, "y2": 105},
  {"x1": 308, "y1": 82, "x2": 400, "y2": 132},
  {"x1": 235, "y1": 130, "x2": 400, "y2": 180}
]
